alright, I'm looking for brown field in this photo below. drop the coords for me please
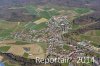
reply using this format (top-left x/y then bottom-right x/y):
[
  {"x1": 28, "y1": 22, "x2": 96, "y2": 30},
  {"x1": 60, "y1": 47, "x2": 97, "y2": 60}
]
[
  {"x1": 7, "y1": 44, "x2": 45, "y2": 59},
  {"x1": 0, "y1": 40, "x2": 45, "y2": 59},
  {"x1": 0, "y1": 55, "x2": 4, "y2": 61},
  {"x1": 0, "y1": 22, "x2": 18, "y2": 29}
]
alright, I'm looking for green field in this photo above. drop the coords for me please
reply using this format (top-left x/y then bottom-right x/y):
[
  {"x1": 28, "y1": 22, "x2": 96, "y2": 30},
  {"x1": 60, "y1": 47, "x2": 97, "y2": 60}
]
[
  {"x1": 15, "y1": 41, "x2": 30, "y2": 45},
  {"x1": 23, "y1": 52, "x2": 29, "y2": 58},
  {"x1": 30, "y1": 22, "x2": 47, "y2": 30},
  {"x1": 0, "y1": 22, "x2": 28, "y2": 40},
  {"x1": 39, "y1": 8, "x2": 59, "y2": 19},
  {"x1": 0, "y1": 29, "x2": 12, "y2": 39},
  {"x1": 25, "y1": 5, "x2": 37, "y2": 15},
  {"x1": 25, "y1": 5, "x2": 60, "y2": 19},
  {"x1": 0, "y1": 46, "x2": 11, "y2": 52},
  {"x1": 74, "y1": 8, "x2": 91, "y2": 14},
  {"x1": 96, "y1": 30, "x2": 100, "y2": 36}
]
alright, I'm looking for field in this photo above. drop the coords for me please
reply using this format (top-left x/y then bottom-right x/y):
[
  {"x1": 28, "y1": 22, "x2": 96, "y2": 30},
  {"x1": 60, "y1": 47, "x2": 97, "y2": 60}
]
[
  {"x1": 25, "y1": 5, "x2": 60, "y2": 19},
  {"x1": 85, "y1": 30, "x2": 100, "y2": 36},
  {"x1": 34, "y1": 18, "x2": 48, "y2": 24},
  {"x1": 74, "y1": 8, "x2": 91, "y2": 14},
  {"x1": 30, "y1": 22, "x2": 47, "y2": 30},
  {"x1": 0, "y1": 41, "x2": 45, "y2": 59},
  {"x1": 72, "y1": 30, "x2": 100, "y2": 48},
  {"x1": 0, "y1": 46, "x2": 11, "y2": 53}
]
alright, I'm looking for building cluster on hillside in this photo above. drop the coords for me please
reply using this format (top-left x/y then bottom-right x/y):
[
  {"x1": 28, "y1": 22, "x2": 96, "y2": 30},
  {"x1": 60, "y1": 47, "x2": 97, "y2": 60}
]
[
  {"x1": 48, "y1": 16, "x2": 72, "y2": 33},
  {"x1": 12, "y1": 27, "x2": 47, "y2": 43},
  {"x1": 46, "y1": 16, "x2": 72, "y2": 57}
]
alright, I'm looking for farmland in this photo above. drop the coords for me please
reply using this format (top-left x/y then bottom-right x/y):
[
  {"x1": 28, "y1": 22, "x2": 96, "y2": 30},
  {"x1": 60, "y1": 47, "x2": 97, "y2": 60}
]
[
  {"x1": 74, "y1": 8, "x2": 91, "y2": 14},
  {"x1": 0, "y1": 1, "x2": 99, "y2": 66},
  {"x1": 0, "y1": 41, "x2": 46, "y2": 59}
]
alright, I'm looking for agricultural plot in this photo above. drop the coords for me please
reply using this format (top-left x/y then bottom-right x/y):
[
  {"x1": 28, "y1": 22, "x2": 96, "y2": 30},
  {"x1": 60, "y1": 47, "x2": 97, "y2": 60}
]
[
  {"x1": 30, "y1": 22, "x2": 47, "y2": 30},
  {"x1": 0, "y1": 46, "x2": 11, "y2": 53},
  {"x1": 5, "y1": 44, "x2": 45, "y2": 59},
  {"x1": 25, "y1": 5, "x2": 60, "y2": 19},
  {"x1": 34, "y1": 18, "x2": 48, "y2": 24},
  {"x1": 25, "y1": 5, "x2": 37, "y2": 15},
  {"x1": 74, "y1": 8, "x2": 91, "y2": 14},
  {"x1": 84, "y1": 30, "x2": 100, "y2": 48},
  {"x1": 0, "y1": 42, "x2": 46, "y2": 59},
  {"x1": 96, "y1": 30, "x2": 100, "y2": 36},
  {"x1": 0, "y1": 21, "x2": 18, "y2": 29}
]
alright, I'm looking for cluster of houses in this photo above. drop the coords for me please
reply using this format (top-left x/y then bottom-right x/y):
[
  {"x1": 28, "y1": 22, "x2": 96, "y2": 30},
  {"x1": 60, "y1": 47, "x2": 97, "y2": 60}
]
[{"x1": 46, "y1": 16, "x2": 72, "y2": 56}]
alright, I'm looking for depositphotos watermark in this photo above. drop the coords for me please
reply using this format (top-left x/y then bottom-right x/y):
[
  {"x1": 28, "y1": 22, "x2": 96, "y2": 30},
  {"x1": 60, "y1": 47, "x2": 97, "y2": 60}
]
[{"x1": 36, "y1": 57, "x2": 95, "y2": 64}]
